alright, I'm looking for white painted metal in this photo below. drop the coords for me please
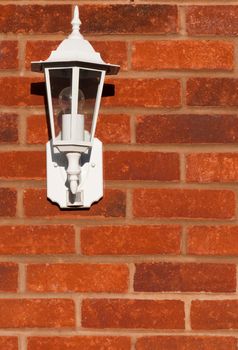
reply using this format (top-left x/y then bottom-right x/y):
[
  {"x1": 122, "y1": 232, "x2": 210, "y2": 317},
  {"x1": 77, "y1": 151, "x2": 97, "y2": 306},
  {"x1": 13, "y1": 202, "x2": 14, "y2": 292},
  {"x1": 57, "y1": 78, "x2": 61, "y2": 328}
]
[
  {"x1": 71, "y1": 67, "x2": 80, "y2": 137},
  {"x1": 66, "y1": 152, "x2": 81, "y2": 195},
  {"x1": 46, "y1": 138, "x2": 103, "y2": 208},
  {"x1": 44, "y1": 68, "x2": 56, "y2": 140},
  {"x1": 90, "y1": 70, "x2": 106, "y2": 141}
]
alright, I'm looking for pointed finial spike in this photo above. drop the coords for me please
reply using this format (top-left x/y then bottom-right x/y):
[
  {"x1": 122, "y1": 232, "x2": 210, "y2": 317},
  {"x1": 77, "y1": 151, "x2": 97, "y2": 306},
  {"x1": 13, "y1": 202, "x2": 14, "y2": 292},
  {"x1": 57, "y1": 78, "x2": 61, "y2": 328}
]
[
  {"x1": 70, "y1": 5, "x2": 81, "y2": 37},
  {"x1": 74, "y1": 5, "x2": 79, "y2": 19}
]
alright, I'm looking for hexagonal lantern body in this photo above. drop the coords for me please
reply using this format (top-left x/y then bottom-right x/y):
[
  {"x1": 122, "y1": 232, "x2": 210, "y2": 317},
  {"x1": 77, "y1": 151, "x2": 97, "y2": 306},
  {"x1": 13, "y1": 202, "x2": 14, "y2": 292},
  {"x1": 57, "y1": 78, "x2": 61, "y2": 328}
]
[{"x1": 31, "y1": 6, "x2": 120, "y2": 208}]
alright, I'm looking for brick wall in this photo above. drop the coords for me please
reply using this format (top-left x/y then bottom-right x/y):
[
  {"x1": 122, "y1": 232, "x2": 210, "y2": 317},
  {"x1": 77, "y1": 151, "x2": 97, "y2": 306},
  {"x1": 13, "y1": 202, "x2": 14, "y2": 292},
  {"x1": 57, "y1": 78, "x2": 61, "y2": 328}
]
[{"x1": 0, "y1": 0, "x2": 237, "y2": 349}]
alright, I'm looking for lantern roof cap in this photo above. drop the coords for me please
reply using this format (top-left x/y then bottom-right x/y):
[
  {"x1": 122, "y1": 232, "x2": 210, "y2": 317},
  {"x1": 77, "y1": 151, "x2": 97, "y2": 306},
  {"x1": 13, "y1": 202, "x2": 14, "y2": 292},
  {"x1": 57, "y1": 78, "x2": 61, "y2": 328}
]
[{"x1": 31, "y1": 6, "x2": 119, "y2": 75}]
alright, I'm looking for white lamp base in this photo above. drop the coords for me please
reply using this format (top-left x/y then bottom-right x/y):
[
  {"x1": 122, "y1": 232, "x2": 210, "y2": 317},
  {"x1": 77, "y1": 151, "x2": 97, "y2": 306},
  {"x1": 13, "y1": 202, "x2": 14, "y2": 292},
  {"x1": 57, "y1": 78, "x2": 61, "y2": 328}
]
[{"x1": 46, "y1": 138, "x2": 103, "y2": 208}]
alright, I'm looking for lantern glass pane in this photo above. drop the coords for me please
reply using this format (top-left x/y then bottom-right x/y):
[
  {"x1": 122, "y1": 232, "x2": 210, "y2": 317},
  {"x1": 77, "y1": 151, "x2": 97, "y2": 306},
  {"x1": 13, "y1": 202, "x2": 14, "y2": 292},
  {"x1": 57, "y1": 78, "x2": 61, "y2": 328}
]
[
  {"x1": 78, "y1": 68, "x2": 102, "y2": 141},
  {"x1": 49, "y1": 68, "x2": 73, "y2": 140}
]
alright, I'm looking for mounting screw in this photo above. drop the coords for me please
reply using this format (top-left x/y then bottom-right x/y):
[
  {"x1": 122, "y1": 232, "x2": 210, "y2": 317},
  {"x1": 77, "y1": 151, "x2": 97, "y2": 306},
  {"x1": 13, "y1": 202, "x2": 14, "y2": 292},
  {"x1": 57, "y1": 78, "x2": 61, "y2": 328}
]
[{"x1": 91, "y1": 163, "x2": 96, "y2": 168}]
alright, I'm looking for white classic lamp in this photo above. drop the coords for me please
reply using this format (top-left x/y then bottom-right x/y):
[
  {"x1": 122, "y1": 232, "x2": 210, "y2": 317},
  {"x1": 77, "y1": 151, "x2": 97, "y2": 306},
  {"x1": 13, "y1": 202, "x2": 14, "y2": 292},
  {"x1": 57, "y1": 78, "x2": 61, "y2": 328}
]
[{"x1": 31, "y1": 6, "x2": 120, "y2": 208}]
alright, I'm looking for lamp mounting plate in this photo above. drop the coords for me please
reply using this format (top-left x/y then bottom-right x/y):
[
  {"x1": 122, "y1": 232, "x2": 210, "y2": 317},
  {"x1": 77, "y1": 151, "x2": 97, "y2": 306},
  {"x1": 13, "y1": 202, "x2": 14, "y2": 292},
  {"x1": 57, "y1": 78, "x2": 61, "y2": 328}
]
[{"x1": 46, "y1": 138, "x2": 103, "y2": 208}]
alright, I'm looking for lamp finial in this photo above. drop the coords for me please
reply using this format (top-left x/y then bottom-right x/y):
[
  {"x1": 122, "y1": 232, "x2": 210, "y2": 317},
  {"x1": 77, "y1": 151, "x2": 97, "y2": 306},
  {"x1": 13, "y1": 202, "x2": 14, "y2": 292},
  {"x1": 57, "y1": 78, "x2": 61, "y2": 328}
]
[{"x1": 70, "y1": 5, "x2": 82, "y2": 37}]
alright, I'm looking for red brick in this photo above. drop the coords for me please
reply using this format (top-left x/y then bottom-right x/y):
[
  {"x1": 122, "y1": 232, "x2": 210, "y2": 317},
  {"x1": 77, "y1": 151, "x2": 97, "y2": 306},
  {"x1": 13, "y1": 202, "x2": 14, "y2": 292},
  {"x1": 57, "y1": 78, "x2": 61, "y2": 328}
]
[
  {"x1": 27, "y1": 264, "x2": 128, "y2": 293},
  {"x1": 81, "y1": 225, "x2": 181, "y2": 255},
  {"x1": 103, "y1": 79, "x2": 181, "y2": 108},
  {"x1": 96, "y1": 115, "x2": 131, "y2": 144},
  {"x1": 91, "y1": 41, "x2": 127, "y2": 70},
  {"x1": 188, "y1": 225, "x2": 238, "y2": 256},
  {"x1": 27, "y1": 114, "x2": 131, "y2": 145},
  {"x1": 0, "y1": 113, "x2": 18, "y2": 143},
  {"x1": 28, "y1": 336, "x2": 131, "y2": 350},
  {"x1": 187, "y1": 78, "x2": 238, "y2": 106},
  {"x1": 134, "y1": 263, "x2": 236, "y2": 292},
  {"x1": 133, "y1": 189, "x2": 235, "y2": 219},
  {"x1": 0, "y1": 152, "x2": 45, "y2": 179},
  {"x1": 136, "y1": 336, "x2": 237, "y2": 350},
  {"x1": 0, "y1": 263, "x2": 18, "y2": 292},
  {"x1": 132, "y1": 41, "x2": 234, "y2": 70},
  {"x1": 26, "y1": 115, "x2": 48, "y2": 145},
  {"x1": 0, "y1": 225, "x2": 75, "y2": 255},
  {"x1": 80, "y1": 5, "x2": 178, "y2": 34},
  {"x1": 191, "y1": 300, "x2": 238, "y2": 330},
  {"x1": 136, "y1": 114, "x2": 238, "y2": 144},
  {"x1": 0, "y1": 188, "x2": 17, "y2": 217},
  {"x1": 25, "y1": 41, "x2": 59, "y2": 69},
  {"x1": 0, "y1": 41, "x2": 18, "y2": 69},
  {"x1": 0, "y1": 5, "x2": 71, "y2": 34},
  {"x1": 24, "y1": 189, "x2": 126, "y2": 218},
  {"x1": 104, "y1": 152, "x2": 180, "y2": 181},
  {"x1": 0, "y1": 337, "x2": 18, "y2": 350},
  {"x1": 186, "y1": 6, "x2": 238, "y2": 35},
  {"x1": 0, "y1": 299, "x2": 74, "y2": 328},
  {"x1": 187, "y1": 153, "x2": 238, "y2": 183},
  {"x1": 0, "y1": 77, "x2": 43, "y2": 106},
  {"x1": 82, "y1": 299, "x2": 185, "y2": 329}
]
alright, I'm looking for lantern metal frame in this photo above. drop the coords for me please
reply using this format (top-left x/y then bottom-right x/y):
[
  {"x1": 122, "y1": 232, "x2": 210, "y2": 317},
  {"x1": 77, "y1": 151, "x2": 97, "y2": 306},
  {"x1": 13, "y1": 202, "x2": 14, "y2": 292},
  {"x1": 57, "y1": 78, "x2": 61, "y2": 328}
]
[
  {"x1": 31, "y1": 6, "x2": 120, "y2": 208},
  {"x1": 44, "y1": 66, "x2": 106, "y2": 151}
]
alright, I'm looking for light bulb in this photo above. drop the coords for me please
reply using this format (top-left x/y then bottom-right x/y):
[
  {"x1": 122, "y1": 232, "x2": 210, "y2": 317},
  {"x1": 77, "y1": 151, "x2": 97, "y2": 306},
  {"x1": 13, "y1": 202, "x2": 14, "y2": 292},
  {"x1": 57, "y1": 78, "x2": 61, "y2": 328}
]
[
  {"x1": 59, "y1": 87, "x2": 85, "y2": 141},
  {"x1": 78, "y1": 89, "x2": 85, "y2": 114},
  {"x1": 58, "y1": 87, "x2": 85, "y2": 114}
]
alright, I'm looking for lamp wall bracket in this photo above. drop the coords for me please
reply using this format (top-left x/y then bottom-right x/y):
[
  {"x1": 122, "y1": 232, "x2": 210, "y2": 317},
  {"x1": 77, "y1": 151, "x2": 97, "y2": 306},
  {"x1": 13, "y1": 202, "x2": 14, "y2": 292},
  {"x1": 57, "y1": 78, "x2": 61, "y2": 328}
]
[{"x1": 46, "y1": 138, "x2": 103, "y2": 208}]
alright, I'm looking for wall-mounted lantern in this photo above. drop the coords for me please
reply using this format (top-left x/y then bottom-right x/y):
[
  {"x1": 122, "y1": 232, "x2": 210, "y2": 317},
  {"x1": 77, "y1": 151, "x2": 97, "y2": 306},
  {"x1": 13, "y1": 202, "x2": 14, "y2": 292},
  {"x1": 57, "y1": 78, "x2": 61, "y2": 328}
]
[{"x1": 31, "y1": 6, "x2": 120, "y2": 208}]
